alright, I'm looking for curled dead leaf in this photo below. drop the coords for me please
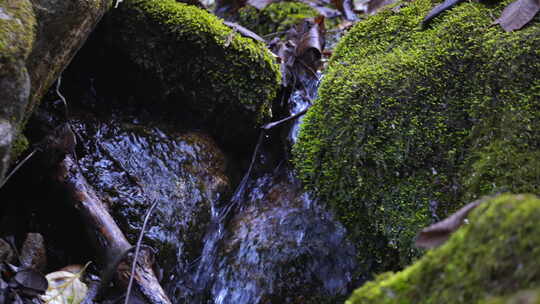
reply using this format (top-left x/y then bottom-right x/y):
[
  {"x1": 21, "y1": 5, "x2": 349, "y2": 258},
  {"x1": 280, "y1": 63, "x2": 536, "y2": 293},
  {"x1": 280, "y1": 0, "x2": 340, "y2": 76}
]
[
  {"x1": 415, "y1": 199, "x2": 485, "y2": 249},
  {"x1": 494, "y1": 0, "x2": 540, "y2": 32},
  {"x1": 14, "y1": 269, "x2": 48, "y2": 295}
]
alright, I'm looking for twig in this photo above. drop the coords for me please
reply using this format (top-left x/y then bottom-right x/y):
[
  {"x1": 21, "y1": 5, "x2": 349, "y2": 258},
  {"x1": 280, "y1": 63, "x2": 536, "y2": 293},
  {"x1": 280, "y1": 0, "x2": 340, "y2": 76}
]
[
  {"x1": 261, "y1": 107, "x2": 310, "y2": 130},
  {"x1": 124, "y1": 199, "x2": 159, "y2": 304},
  {"x1": 0, "y1": 148, "x2": 38, "y2": 190}
]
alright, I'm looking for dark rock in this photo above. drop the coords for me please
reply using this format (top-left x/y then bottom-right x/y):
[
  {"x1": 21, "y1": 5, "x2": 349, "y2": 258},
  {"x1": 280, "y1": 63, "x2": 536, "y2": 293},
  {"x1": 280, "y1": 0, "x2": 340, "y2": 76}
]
[
  {"x1": 20, "y1": 233, "x2": 47, "y2": 273},
  {"x1": 213, "y1": 171, "x2": 358, "y2": 303},
  {"x1": 71, "y1": 113, "x2": 231, "y2": 302},
  {"x1": 0, "y1": 238, "x2": 16, "y2": 264},
  {"x1": 0, "y1": 0, "x2": 111, "y2": 181}
]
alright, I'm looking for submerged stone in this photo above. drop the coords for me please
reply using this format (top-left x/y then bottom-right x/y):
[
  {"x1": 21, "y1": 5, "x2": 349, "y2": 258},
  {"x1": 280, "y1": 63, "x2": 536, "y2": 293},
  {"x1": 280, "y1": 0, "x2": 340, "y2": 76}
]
[
  {"x1": 293, "y1": 0, "x2": 540, "y2": 271},
  {"x1": 213, "y1": 171, "x2": 357, "y2": 303},
  {"x1": 72, "y1": 114, "x2": 231, "y2": 301},
  {"x1": 347, "y1": 194, "x2": 540, "y2": 303}
]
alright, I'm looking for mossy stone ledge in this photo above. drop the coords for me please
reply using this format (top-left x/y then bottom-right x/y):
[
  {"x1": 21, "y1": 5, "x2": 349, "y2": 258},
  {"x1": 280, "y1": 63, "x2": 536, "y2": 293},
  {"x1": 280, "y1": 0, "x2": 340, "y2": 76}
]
[
  {"x1": 107, "y1": 0, "x2": 281, "y2": 147},
  {"x1": 293, "y1": 0, "x2": 540, "y2": 272},
  {"x1": 346, "y1": 194, "x2": 540, "y2": 304}
]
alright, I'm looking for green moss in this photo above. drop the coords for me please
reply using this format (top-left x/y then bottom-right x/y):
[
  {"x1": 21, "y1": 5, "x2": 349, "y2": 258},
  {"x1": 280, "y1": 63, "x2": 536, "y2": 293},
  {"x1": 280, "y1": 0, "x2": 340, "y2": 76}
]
[
  {"x1": 9, "y1": 133, "x2": 28, "y2": 160},
  {"x1": 237, "y1": 2, "x2": 318, "y2": 36},
  {"x1": 0, "y1": 0, "x2": 35, "y2": 76},
  {"x1": 110, "y1": 0, "x2": 280, "y2": 138},
  {"x1": 347, "y1": 194, "x2": 540, "y2": 303},
  {"x1": 293, "y1": 0, "x2": 540, "y2": 271}
]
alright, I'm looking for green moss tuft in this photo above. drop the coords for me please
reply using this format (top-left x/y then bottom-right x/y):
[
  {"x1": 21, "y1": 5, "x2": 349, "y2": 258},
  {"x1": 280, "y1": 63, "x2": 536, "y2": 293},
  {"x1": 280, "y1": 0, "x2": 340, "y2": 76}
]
[
  {"x1": 346, "y1": 194, "x2": 540, "y2": 303},
  {"x1": 237, "y1": 2, "x2": 318, "y2": 36},
  {"x1": 293, "y1": 0, "x2": 540, "y2": 271},
  {"x1": 0, "y1": 0, "x2": 35, "y2": 76},
  {"x1": 9, "y1": 133, "x2": 28, "y2": 160}
]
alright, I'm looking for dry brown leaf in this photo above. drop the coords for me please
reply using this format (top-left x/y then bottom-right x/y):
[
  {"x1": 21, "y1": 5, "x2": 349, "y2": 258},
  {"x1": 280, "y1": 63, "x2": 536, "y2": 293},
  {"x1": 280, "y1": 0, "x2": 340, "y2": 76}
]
[
  {"x1": 415, "y1": 199, "x2": 483, "y2": 249},
  {"x1": 494, "y1": 0, "x2": 540, "y2": 32}
]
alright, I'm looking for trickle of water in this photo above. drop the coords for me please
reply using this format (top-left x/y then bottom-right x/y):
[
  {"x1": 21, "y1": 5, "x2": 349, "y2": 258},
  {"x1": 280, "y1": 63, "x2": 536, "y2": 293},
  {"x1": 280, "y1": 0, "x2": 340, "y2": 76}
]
[
  {"x1": 288, "y1": 73, "x2": 321, "y2": 145},
  {"x1": 210, "y1": 171, "x2": 357, "y2": 303}
]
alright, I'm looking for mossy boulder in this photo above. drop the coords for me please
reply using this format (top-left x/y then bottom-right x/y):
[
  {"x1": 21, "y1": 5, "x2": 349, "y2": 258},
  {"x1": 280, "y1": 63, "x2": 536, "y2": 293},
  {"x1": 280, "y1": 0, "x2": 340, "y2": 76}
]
[
  {"x1": 106, "y1": 0, "x2": 281, "y2": 147},
  {"x1": 237, "y1": 2, "x2": 318, "y2": 36},
  {"x1": 0, "y1": 0, "x2": 111, "y2": 180},
  {"x1": 346, "y1": 194, "x2": 540, "y2": 303},
  {"x1": 293, "y1": 0, "x2": 540, "y2": 271},
  {"x1": 0, "y1": 0, "x2": 35, "y2": 180}
]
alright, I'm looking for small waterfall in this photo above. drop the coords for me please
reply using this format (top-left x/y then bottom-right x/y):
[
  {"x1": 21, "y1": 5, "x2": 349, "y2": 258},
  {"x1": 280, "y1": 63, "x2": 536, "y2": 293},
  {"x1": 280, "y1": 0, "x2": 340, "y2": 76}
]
[
  {"x1": 189, "y1": 133, "x2": 264, "y2": 300},
  {"x1": 188, "y1": 73, "x2": 357, "y2": 303}
]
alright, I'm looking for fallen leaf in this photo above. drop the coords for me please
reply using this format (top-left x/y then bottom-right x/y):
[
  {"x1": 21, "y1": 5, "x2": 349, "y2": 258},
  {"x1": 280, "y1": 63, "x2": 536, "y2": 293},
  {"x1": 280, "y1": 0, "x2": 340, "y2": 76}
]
[
  {"x1": 422, "y1": 0, "x2": 465, "y2": 26},
  {"x1": 494, "y1": 0, "x2": 540, "y2": 31},
  {"x1": 41, "y1": 263, "x2": 90, "y2": 304},
  {"x1": 295, "y1": 16, "x2": 326, "y2": 59},
  {"x1": 14, "y1": 269, "x2": 48, "y2": 294},
  {"x1": 415, "y1": 199, "x2": 483, "y2": 249}
]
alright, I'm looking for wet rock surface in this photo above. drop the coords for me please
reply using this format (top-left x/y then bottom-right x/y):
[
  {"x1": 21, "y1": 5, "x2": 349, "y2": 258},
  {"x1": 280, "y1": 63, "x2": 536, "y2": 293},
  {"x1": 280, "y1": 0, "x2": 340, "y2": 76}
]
[
  {"x1": 71, "y1": 113, "x2": 231, "y2": 299},
  {"x1": 213, "y1": 170, "x2": 357, "y2": 304}
]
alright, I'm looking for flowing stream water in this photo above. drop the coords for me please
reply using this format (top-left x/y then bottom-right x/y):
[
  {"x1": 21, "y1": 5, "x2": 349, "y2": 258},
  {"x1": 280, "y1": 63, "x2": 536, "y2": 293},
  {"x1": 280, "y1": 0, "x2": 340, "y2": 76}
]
[{"x1": 1, "y1": 24, "x2": 358, "y2": 304}]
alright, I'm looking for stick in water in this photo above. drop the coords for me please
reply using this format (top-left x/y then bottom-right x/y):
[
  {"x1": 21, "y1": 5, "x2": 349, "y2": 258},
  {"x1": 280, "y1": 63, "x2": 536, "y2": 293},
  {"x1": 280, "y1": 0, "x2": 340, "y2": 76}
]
[{"x1": 124, "y1": 199, "x2": 159, "y2": 304}]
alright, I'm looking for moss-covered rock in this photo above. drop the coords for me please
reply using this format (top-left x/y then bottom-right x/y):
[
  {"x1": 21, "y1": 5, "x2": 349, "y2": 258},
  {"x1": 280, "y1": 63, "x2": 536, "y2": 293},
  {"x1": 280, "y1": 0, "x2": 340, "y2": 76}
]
[
  {"x1": 0, "y1": 0, "x2": 35, "y2": 180},
  {"x1": 346, "y1": 194, "x2": 540, "y2": 303},
  {"x1": 237, "y1": 2, "x2": 318, "y2": 36},
  {"x1": 0, "y1": 0, "x2": 111, "y2": 181},
  {"x1": 107, "y1": 0, "x2": 281, "y2": 147},
  {"x1": 293, "y1": 0, "x2": 540, "y2": 271}
]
